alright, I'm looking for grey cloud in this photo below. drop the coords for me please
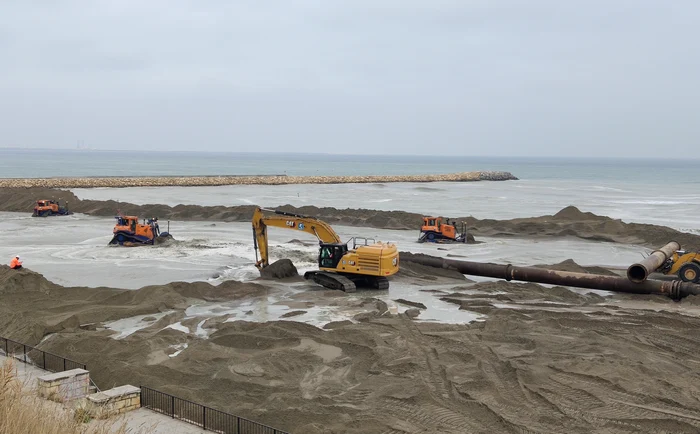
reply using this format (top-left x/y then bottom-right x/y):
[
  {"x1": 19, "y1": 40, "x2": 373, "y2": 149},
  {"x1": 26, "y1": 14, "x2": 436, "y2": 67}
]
[{"x1": 1, "y1": 1, "x2": 699, "y2": 156}]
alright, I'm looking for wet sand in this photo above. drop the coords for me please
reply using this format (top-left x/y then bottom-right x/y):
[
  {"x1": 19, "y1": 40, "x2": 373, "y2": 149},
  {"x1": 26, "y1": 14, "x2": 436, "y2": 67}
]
[
  {"x1": 1, "y1": 187, "x2": 699, "y2": 250},
  {"x1": 3, "y1": 258, "x2": 700, "y2": 433}
]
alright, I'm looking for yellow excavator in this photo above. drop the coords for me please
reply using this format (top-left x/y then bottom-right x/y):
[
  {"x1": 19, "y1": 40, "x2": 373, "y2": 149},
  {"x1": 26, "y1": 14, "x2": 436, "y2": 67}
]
[{"x1": 252, "y1": 207, "x2": 399, "y2": 292}]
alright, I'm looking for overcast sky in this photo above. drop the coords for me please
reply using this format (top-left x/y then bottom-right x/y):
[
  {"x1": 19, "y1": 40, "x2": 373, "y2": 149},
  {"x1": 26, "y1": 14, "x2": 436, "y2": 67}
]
[{"x1": 2, "y1": 1, "x2": 699, "y2": 157}]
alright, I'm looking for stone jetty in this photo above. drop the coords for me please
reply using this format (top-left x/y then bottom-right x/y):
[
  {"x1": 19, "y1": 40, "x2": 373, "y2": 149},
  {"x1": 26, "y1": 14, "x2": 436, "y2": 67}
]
[{"x1": 0, "y1": 171, "x2": 517, "y2": 188}]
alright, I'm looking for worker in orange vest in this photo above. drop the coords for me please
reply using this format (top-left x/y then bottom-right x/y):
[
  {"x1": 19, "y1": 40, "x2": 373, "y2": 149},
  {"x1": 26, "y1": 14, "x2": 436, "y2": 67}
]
[{"x1": 9, "y1": 255, "x2": 22, "y2": 270}]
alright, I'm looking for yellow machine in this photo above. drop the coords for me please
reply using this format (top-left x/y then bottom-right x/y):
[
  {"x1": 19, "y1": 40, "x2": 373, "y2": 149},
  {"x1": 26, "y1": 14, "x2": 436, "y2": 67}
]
[
  {"x1": 659, "y1": 250, "x2": 700, "y2": 283},
  {"x1": 252, "y1": 207, "x2": 399, "y2": 292}
]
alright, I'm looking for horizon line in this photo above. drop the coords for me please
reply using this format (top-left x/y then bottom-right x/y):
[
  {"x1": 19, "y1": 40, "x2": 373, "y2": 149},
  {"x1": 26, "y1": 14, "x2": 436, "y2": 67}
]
[{"x1": 1, "y1": 146, "x2": 697, "y2": 161}]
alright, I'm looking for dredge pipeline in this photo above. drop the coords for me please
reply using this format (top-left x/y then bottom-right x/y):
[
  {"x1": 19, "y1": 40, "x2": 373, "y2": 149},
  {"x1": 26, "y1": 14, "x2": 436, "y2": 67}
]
[
  {"x1": 627, "y1": 241, "x2": 680, "y2": 283},
  {"x1": 400, "y1": 252, "x2": 700, "y2": 300}
]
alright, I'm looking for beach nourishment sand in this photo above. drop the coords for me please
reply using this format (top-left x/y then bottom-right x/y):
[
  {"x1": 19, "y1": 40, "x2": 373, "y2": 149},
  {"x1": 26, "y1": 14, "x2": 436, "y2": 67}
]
[
  {"x1": 0, "y1": 171, "x2": 517, "y2": 188},
  {"x1": 3, "y1": 261, "x2": 700, "y2": 434}
]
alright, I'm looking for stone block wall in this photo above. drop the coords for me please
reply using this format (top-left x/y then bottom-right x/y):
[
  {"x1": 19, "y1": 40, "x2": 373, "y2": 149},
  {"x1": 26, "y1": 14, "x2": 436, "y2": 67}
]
[{"x1": 37, "y1": 369, "x2": 90, "y2": 402}]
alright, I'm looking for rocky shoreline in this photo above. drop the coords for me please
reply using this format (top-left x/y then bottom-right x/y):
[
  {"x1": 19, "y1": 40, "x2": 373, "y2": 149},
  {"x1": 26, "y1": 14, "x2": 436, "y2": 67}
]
[{"x1": 0, "y1": 171, "x2": 517, "y2": 188}]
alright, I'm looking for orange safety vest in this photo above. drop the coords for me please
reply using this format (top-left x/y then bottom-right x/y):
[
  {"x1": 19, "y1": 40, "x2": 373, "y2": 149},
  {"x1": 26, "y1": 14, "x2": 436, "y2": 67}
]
[{"x1": 10, "y1": 257, "x2": 21, "y2": 269}]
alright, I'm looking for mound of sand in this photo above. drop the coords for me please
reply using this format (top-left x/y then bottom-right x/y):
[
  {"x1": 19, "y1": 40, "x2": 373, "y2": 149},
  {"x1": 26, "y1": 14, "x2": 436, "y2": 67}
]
[
  {"x1": 0, "y1": 265, "x2": 57, "y2": 294},
  {"x1": 259, "y1": 259, "x2": 299, "y2": 279},
  {"x1": 38, "y1": 302, "x2": 700, "y2": 434},
  {"x1": 534, "y1": 258, "x2": 619, "y2": 276},
  {"x1": 0, "y1": 267, "x2": 267, "y2": 344},
  {"x1": 4, "y1": 262, "x2": 700, "y2": 433}
]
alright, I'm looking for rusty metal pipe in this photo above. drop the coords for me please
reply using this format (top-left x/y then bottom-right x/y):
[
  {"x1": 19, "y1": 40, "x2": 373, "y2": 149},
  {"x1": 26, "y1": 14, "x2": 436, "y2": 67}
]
[
  {"x1": 400, "y1": 252, "x2": 700, "y2": 299},
  {"x1": 626, "y1": 241, "x2": 680, "y2": 283}
]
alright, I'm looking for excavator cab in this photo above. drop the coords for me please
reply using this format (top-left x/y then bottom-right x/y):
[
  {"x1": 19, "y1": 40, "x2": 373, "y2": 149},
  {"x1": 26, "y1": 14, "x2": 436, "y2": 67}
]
[{"x1": 319, "y1": 243, "x2": 347, "y2": 269}]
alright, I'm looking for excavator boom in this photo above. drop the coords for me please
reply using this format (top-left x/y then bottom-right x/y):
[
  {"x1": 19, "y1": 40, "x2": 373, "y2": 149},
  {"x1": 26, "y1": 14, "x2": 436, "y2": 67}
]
[
  {"x1": 252, "y1": 207, "x2": 399, "y2": 291},
  {"x1": 252, "y1": 207, "x2": 342, "y2": 268}
]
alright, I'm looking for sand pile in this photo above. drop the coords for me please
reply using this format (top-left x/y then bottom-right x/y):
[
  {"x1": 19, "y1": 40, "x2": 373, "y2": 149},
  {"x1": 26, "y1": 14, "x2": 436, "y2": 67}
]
[
  {"x1": 2, "y1": 188, "x2": 697, "y2": 250},
  {"x1": 0, "y1": 265, "x2": 57, "y2": 295},
  {"x1": 3, "y1": 263, "x2": 700, "y2": 433},
  {"x1": 259, "y1": 259, "x2": 299, "y2": 279},
  {"x1": 0, "y1": 172, "x2": 517, "y2": 188},
  {"x1": 0, "y1": 266, "x2": 267, "y2": 344},
  {"x1": 534, "y1": 258, "x2": 619, "y2": 276}
]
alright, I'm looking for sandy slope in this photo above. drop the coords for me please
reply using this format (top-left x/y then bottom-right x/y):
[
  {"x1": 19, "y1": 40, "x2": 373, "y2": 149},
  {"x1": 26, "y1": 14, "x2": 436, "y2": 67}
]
[{"x1": 3, "y1": 260, "x2": 700, "y2": 433}]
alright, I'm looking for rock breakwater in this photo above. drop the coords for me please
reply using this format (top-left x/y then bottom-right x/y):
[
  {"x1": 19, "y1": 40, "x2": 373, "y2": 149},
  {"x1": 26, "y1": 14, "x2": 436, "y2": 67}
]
[{"x1": 0, "y1": 171, "x2": 517, "y2": 188}]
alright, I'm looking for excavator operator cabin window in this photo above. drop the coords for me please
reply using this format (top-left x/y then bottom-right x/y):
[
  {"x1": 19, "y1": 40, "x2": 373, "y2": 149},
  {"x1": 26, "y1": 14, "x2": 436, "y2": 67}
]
[{"x1": 320, "y1": 246, "x2": 334, "y2": 267}]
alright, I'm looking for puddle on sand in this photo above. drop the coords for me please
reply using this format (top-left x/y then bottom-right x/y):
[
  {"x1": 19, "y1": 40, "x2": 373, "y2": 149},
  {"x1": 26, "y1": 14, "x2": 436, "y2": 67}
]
[
  {"x1": 103, "y1": 311, "x2": 176, "y2": 339},
  {"x1": 164, "y1": 322, "x2": 190, "y2": 334},
  {"x1": 169, "y1": 343, "x2": 188, "y2": 358}
]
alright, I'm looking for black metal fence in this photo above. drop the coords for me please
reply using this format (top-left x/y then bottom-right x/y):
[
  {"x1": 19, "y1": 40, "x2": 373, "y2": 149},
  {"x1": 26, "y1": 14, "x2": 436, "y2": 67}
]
[
  {"x1": 0, "y1": 336, "x2": 287, "y2": 433},
  {"x1": 140, "y1": 386, "x2": 289, "y2": 434},
  {"x1": 0, "y1": 336, "x2": 87, "y2": 372}
]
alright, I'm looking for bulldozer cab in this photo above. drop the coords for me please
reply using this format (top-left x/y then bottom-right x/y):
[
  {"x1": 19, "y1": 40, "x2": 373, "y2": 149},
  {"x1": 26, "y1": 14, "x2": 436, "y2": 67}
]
[
  {"x1": 422, "y1": 216, "x2": 457, "y2": 237},
  {"x1": 422, "y1": 217, "x2": 442, "y2": 231},
  {"x1": 36, "y1": 200, "x2": 57, "y2": 209},
  {"x1": 319, "y1": 243, "x2": 347, "y2": 269},
  {"x1": 115, "y1": 216, "x2": 139, "y2": 232}
]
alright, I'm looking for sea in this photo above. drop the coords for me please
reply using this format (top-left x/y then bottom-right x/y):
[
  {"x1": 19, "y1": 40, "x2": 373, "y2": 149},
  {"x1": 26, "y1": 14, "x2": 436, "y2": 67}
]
[
  {"x1": 1, "y1": 148, "x2": 699, "y2": 326},
  {"x1": 2, "y1": 148, "x2": 700, "y2": 182},
  {"x1": 3, "y1": 148, "x2": 698, "y2": 230}
]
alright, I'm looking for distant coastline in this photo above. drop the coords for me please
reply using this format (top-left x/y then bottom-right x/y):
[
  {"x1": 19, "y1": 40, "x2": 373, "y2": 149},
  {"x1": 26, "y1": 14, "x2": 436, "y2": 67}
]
[{"x1": 0, "y1": 171, "x2": 517, "y2": 188}]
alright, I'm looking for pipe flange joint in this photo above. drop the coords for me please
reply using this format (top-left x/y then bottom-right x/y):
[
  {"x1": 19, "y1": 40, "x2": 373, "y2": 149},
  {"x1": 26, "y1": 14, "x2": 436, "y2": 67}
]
[
  {"x1": 504, "y1": 264, "x2": 513, "y2": 281},
  {"x1": 670, "y1": 281, "x2": 682, "y2": 301}
]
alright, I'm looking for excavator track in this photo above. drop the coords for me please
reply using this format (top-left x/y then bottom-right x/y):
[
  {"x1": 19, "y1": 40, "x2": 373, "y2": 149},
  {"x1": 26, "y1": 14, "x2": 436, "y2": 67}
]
[
  {"x1": 366, "y1": 276, "x2": 390, "y2": 290},
  {"x1": 304, "y1": 271, "x2": 356, "y2": 292}
]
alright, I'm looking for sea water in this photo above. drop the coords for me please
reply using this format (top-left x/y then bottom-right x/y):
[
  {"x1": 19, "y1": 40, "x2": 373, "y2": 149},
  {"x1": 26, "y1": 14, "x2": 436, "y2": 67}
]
[
  {"x1": 2, "y1": 148, "x2": 699, "y2": 182},
  {"x1": 2, "y1": 149, "x2": 699, "y2": 325}
]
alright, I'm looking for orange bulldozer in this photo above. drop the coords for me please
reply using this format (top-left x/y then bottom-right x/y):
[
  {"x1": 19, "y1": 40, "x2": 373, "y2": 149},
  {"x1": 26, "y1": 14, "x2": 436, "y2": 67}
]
[
  {"x1": 108, "y1": 215, "x2": 172, "y2": 246},
  {"x1": 32, "y1": 199, "x2": 73, "y2": 217},
  {"x1": 418, "y1": 216, "x2": 474, "y2": 244}
]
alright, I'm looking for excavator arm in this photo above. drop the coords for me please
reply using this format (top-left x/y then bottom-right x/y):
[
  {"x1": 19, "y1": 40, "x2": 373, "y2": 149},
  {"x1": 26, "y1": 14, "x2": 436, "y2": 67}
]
[{"x1": 252, "y1": 207, "x2": 343, "y2": 269}]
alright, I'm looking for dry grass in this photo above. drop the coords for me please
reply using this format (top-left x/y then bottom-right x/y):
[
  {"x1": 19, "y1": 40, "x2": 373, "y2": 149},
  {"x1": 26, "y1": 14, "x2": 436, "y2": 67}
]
[{"x1": 0, "y1": 358, "x2": 150, "y2": 434}]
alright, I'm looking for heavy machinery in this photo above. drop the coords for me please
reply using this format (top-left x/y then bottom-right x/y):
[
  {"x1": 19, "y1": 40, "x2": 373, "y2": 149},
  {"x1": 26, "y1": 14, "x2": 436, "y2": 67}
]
[
  {"x1": 661, "y1": 251, "x2": 700, "y2": 283},
  {"x1": 627, "y1": 241, "x2": 700, "y2": 283},
  {"x1": 109, "y1": 215, "x2": 171, "y2": 246},
  {"x1": 252, "y1": 207, "x2": 399, "y2": 292},
  {"x1": 418, "y1": 216, "x2": 470, "y2": 243},
  {"x1": 32, "y1": 199, "x2": 73, "y2": 217}
]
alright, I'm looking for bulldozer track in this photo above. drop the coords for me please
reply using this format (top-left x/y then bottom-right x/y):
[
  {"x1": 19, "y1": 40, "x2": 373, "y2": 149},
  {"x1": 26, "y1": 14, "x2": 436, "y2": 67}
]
[
  {"x1": 377, "y1": 398, "x2": 498, "y2": 434},
  {"x1": 544, "y1": 369, "x2": 700, "y2": 429},
  {"x1": 392, "y1": 318, "x2": 452, "y2": 400},
  {"x1": 367, "y1": 320, "x2": 525, "y2": 433}
]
